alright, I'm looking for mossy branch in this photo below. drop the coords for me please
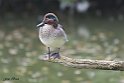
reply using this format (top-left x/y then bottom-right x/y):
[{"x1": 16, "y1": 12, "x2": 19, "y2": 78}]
[{"x1": 39, "y1": 55, "x2": 124, "y2": 71}]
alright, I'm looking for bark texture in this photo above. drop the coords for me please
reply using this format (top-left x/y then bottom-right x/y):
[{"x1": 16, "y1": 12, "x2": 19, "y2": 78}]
[{"x1": 39, "y1": 55, "x2": 124, "y2": 71}]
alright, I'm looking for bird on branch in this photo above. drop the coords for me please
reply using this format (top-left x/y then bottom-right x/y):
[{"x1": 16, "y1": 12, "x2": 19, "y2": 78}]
[{"x1": 37, "y1": 13, "x2": 68, "y2": 59}]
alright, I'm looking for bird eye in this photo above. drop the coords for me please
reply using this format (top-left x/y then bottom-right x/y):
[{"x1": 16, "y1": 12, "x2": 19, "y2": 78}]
[{"x1": 46, "y1": 15, "x2": 56, "y2": 19}]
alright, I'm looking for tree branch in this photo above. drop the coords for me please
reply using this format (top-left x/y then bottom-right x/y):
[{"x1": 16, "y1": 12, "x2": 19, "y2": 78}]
[{"x1": 39, "y1": 55, "x2": 124, "y2": 71}]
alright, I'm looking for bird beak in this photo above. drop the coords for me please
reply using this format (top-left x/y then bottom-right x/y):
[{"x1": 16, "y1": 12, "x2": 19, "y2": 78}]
[{"x1": 36, "y1": 22, "x2": 44, "y2": 28}]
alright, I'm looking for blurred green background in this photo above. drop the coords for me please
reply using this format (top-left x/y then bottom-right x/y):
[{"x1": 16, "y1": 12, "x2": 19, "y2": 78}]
[{"x1": 0, "y1": 0, "x2": 124, "y2": 83}]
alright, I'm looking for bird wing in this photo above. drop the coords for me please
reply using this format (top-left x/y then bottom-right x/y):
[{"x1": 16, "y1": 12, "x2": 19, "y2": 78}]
[{"x1": 57, "y1": 24, "x2": 68, "y2": 42}]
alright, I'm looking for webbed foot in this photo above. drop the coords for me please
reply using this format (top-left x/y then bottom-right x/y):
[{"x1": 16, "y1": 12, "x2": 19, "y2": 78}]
[{"x1": 50, "y1": 53, "x2": 61, "y2": 59}]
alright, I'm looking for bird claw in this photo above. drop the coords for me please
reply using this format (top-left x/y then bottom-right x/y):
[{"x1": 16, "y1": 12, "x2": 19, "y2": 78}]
[{"x1": 50, "y1": 53, "x2": 61, "y2": 59}]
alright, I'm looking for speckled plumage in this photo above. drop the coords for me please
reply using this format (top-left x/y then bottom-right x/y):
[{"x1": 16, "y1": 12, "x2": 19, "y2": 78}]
[
  {"x1": 37, "y1": 13, "x2": 68, "y2": 59},
  {"x1": 39, "y1": 24, "x2": 68, "y2": 48}
]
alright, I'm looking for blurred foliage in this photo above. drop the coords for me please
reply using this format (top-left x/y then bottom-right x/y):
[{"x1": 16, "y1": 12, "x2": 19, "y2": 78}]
[{"x1": 0, "y1": 0, "x2": 124, "y2": 15}]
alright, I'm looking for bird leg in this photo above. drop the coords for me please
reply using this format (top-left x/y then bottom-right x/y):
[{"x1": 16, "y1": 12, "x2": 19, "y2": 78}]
[
  {"x1": 48, "y1": 47, "x2": 51, "y2": 59},
  {"x1": 50, "y1": 48, "x2": 61, "y2": 59}
]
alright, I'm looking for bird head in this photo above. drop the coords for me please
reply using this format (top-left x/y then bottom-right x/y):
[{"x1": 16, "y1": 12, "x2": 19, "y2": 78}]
[{"x1": 37, "y1": 13, "x2": 59, "y2": 28}]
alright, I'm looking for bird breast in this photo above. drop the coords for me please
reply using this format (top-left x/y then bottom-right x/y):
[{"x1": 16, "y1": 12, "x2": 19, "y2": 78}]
[{"x1": 39, "y1": 24, "x2": 67, "y2": 48}]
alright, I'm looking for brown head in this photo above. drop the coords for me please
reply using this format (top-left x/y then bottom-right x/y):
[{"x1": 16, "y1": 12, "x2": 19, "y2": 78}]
[{"x1": 37, "y1": 13, "x2": 59, "y2": 28}]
